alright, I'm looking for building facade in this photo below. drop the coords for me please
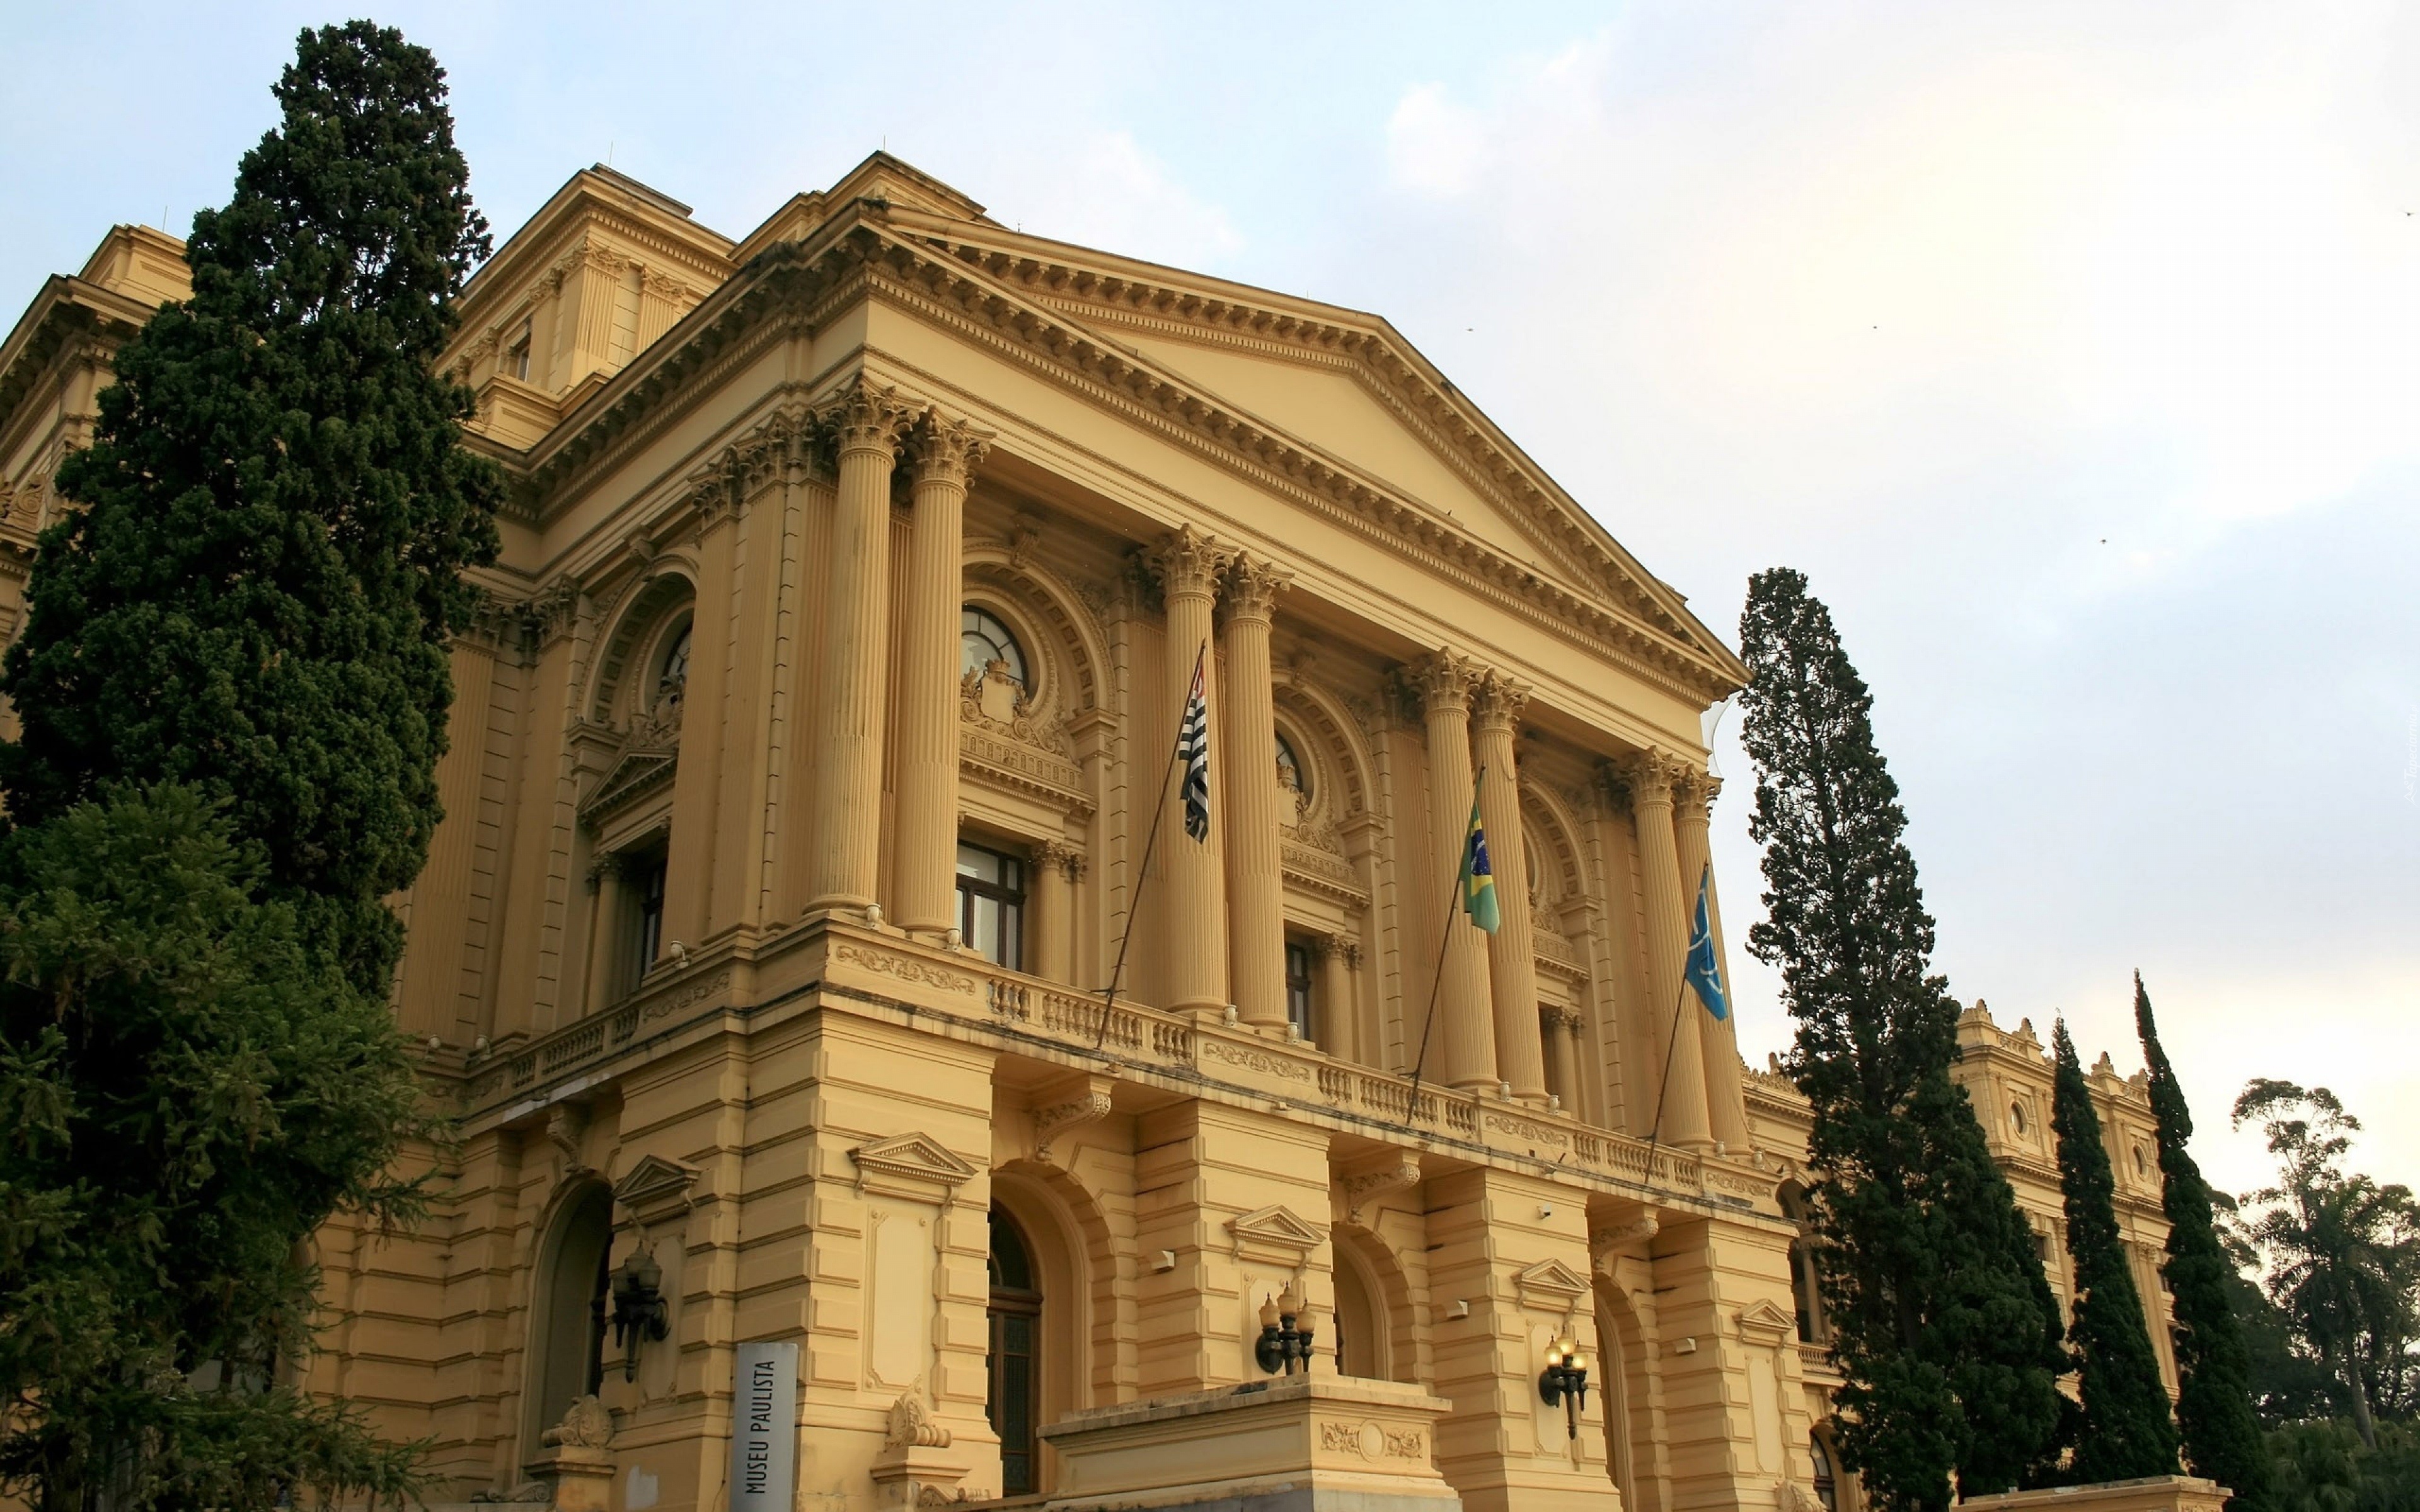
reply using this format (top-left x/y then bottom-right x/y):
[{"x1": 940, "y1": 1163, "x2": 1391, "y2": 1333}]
[{"x1": 0, "y1": 155, "x2": 2181, "y2": 1512}]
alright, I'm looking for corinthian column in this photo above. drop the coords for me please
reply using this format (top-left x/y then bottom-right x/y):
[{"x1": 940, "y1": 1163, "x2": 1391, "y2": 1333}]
[
  {"x1": 1471, "y1": 672, "x2": 1548, "y2": 1103},
  {"x1": 894, "y1": 415, "x2": 991, "y2": 939},
  {"x1": 1030, "y1": 841, "x2": 1080, "y2": 984},
  {"x1": 1409, "y1": 651, "x2": 1497, "y2": 1092},
  {"x1": 1625, "y1": 750, "x2": 1712, "y2": 1150},
  {"x1": 804, "y1": 377, "x2": 918, "y2": 915},
  {"x1": 1144, "y1": 525, "x2": 1235, "y2": 1017},
  {"x1": 1221, "y1": 554, "x2": 1293, "y2": 1033},
  {"x1": 1674, "y1": 767, "x2": 1751, "y2": 1148}
]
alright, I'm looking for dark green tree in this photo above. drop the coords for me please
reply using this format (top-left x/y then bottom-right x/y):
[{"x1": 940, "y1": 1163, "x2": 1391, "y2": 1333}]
[
  {"x1": 2136, "y1": 974, "x2": 2276, "y2": 1506},
  {"x1": 2232, "y1": 1082, "x2": 2420, "y2": 1451},
  {"x1": 0, "y1": 22, "x2": 497, "y2": 1509},
  {"x1": 0, "y1": 20, "x2": 502, "y2": 998},
  {"x1": 2051, "y1": 1016, "x2": 2181, "y2": 1480},
  {"x1": 0, "y1": 786, "x2": 430, "y2": 1511},
  {"x1": 1739, "y1": 567, "x2": 2069, "y2": 1512}
]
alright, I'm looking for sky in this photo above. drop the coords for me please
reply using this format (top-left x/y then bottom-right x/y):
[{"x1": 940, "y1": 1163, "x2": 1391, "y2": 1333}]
[{"x1": 4, "y1": 1, "x2": 2414, "y2": 1201}]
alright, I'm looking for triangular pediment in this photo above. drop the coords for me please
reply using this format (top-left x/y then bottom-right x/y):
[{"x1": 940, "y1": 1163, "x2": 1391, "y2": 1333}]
[
  {"x1": 1736, "y1": 1298, "x2": 1797, "y2": 1341},
  {"x1": 1227, "y1": 1203, "x2": 1325, "y2": 1264},
  {"x1": 613, "y1": 1154, "x2": 700, "y2": 1221},
  {"x1": 1514, "y1": 1256, "x2": 1593, "y2": 1309},
  {"x1": 850, "y1": 1131, "x2": 979, "y2": 1198},
  {"x1": 579, "y1": 743, "x2": 677, "y2": 828}
]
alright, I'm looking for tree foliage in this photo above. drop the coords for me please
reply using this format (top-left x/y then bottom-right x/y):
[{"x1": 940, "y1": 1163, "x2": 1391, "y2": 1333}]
[
  {"x1": 0, "y1": 22, "x2": 495, "y2": 1509},
  {"x1": 2051, "y1": 1016, "x2": 2181, "y2": 1480},
  {"x1": 2232, "y1": 1081, "x2": 2420, "y2": 1450},
  {"x1": 2136, "y1": 975, "x2": 2276, "y2": 1507},
  {"x1": 0, "y1": 20, "x2": 500, "y2": 998},
  {"x1": 1738, "y1": 567, "x2": 2068, "y2": 1512}
]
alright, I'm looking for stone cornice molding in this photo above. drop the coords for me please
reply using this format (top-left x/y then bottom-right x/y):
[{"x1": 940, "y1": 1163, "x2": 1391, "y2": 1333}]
[
  {"x1": 1143, "y1": 523, "x2": 1235, "y2": 602},
  {"x1": 1405, "y1": 650, "x2": 1482, "y2": 716},
  {"x1": 906, "y1": 412, "x2": 992, "y2": 487},
  {"x1": 1471, "y1": 672, "x2": 1531, "y2": 734},
  {"x1": 877, "y1": 211, "x2": 1732, "y2": 666},
  {"x1": 496, "y1": 212, "x2": 1741, "y2": 704},
  {"x1": 1223, "y1": 552, "x2": 1292, "y2": 623}
]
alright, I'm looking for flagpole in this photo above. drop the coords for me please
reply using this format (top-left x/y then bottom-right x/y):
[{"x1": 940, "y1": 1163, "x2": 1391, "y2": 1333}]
[
  {"x1": 1641, "y1": 976, "x2": 1695, "y2": 1176},
  {"x1": 1094, "y1": 640, "x2": 1204, "y2": 1051},
  {"x1": 1403, "y1": 765, "x2": 1485, "y2": 1124}
]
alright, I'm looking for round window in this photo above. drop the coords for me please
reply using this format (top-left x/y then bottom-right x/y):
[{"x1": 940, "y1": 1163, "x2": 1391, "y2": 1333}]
[
  {"x1": 2010, "y1": 1101, "x2": 2027, "y2": 1135},
  {"x1": 962, "y1": 607, "x2": 1027, "y2": 689},
  {"x1": 1275, "y1": 733, "x2": 1309, "y2": 800},
  {"x1": 656, "y1": 626, "x2": 691, "y2": 707}
]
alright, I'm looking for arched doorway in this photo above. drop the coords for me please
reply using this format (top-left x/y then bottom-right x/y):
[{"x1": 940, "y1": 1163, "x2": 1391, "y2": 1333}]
[
  {"x1": 525, "y1": 1181, "x2": 613, "y2": 1454},
  {"x1": 988, "y1": 1206, "x2": 1044, "y2": 1497},
  {"x1": 1333, "y1": 1242, "x2": 1388, "y2": 1379}
]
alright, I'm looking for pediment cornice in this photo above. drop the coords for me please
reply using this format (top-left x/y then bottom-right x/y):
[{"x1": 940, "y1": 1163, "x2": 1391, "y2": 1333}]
[{"x1": 504, "y1": 208, "x2": 1743, "y2": 703}]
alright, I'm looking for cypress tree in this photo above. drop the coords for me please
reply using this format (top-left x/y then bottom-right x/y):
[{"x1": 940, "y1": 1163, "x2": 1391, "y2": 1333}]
[
  {"x1": 2051, "y1": 1017, "x2": 2182, "y2": 1481},
  {"x1": 0, "y1": 23, "x2": 494, "y2": 1508},
  {"x1": 1739, "y1": 568, "x2": 2070, "y2": 1512},
  {"x1": 0, "y1": 20, "x2": 501, "y2": 997},
  {"x1": 2136, "y1": 975, "x2": 2275, "y2": 1508}
]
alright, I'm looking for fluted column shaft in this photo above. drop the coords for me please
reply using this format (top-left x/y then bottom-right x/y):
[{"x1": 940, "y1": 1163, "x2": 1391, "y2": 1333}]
[
  {"x1": 805, "y1": 379, "x2": 918, "y2": 915},
  {"x1": 1221, "y1": 554, "x2": 1292, "y2": 1033},
  {"x1": 1412, "y1": 651, "x2": 1497, "y2": 1092},
  {"x1": 583, "y1": 862, "x2": 625, "y2": 1012},
  {"x1": 1031, "y1": 842, "x2": 1078, "y2": 984},
  {"x1": 1147, "y1": 526, "x2": 1235, "y2": 1017},
  {"x1": 894, "y1": 417, "x2": 990, "y2": 938},
  {"x1": 1627, "y1": 752, "x2": 1713, "y2": 1149},
  {"x1": 1318, "y1": 934, "x2": 1358, "y2": 1061},
  {"x1": 1673, "y1": 769, "x2": 1751, "y2": 1148},
  {"x1": 1471, "y1": 673, "x2": 1548, "y2": 1103}
]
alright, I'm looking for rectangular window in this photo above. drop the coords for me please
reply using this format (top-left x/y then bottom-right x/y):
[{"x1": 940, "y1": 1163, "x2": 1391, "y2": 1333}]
[
  {"x1": 1284, "y1": 940, "x2": 1315, "y2": 1042},
  {"x1": 631, "y1": 853, "x2": 667, "y2": 985},
  {"x1": 956, "y1": 842, "x2": 1026, "y2": 971},
  {"x1": 507, "y1": 319, "x2": 532, "y2": 382}
]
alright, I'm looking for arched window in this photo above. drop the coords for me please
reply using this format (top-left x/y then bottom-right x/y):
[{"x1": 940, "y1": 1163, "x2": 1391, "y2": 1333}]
[
  {"x1": 1811, "y1": 1431, "x2": 1840, "y2": 1512},
  {"x1": 527, "y1": 1184, "x2": 614, "y2": 1452},
  {"x1": 2010, "y1": 1100, "x2": 2028, "y2": 1135},
  {"x1": 1333, "y1": 1244, "x2": 1390, "y2": 1380},
  {"x1": 655, "y1": 625, "x2": 691, "y2": 711},
  {"x1": 988, "y1": 1208, "x2": 1043, "y2": 1497},
  {"x1": 962, "y1": 607, "x2": 1027, "y2": 689},
  {"x1": 1274, "y1": 733, "x2": 1308, "y2": 800}
]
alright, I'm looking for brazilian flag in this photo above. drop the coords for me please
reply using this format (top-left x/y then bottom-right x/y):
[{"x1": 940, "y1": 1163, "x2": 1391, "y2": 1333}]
[{"x1": 1460, "y1": 797, "x2": 1501, "y2": 933}]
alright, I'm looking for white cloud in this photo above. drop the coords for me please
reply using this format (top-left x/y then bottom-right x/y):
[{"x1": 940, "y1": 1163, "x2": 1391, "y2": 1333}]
[
  {"x1": 1385, "y1": 83, "x2": 1485, "y2": 198},
  {"x1": 1003, "y1": 129, "x2": 1243, "y2": 271}
]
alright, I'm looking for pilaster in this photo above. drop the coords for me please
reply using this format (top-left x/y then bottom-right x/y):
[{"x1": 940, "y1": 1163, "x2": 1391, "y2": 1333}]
[
  {"x1": 1143, "y1": 525, "x2": 1236, "y2": 1018},
  {"x1": 804, "y1": 378, "x2": 919, "y2": 915},
  {"x1": 1220, "y1": 553, "x2": 1293, "y2": 1033},
  {"x1": 1030, "y1": 840, "x2": 1081, "y2": 984},
  {"x1": 1408, "y1": 650, "x2": 1496, "y2": 1092},
  {"x1": 1472, "y1": 673, "x2": 1547, "y2": 1103},
  {"x1": 1673, "y1": 768, "x2": 1750, "y2": 1150},
  {"x1": 894, "y1": 415, "x2": 991, "y2": 939}
]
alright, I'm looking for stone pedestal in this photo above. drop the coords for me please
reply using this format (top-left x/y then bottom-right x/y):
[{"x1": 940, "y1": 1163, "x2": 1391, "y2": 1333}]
[
  {"x1": 1960, "y1": 1477, "x2": 2232, "y2": 1512},
  {"x1": 1038, "y1": 1375, "x2": 1461, "y2": 1512},
  {"x1": 521, "y1": 1446, "x2": 613, "y2": 1512}
]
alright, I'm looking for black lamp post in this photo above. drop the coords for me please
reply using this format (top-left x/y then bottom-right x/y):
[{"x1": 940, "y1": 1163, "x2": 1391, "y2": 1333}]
[
  {"x1": 610, "y1": 1246, "x2": 669, "y2": 1382},
  {"x1": 1254, "y1": 1284, "x2": 1320, "y2": 1376},
  {"x1": 1538, "y1": 1332, "x2": 1590, "y2": 1439}
]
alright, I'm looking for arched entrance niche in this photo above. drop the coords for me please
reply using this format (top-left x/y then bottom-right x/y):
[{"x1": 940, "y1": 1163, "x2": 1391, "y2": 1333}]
[
  {"x1": 1330, "y1": 1223, "x2": 1417, "y2": 1383},
  {"x1": 523, "y1": 1179, "x2": 614, "y2": 1458},
  {"x1": 1593, "y1": 1273, "x2": 1658, "y2": 1512},
  {"x1": 988, "y1": 1164, "x2": 1112, "y2": 1498}
]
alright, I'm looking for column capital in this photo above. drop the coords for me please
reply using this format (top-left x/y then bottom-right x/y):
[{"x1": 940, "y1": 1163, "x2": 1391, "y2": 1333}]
[
  {"x1": 1673, "y1": 765, "x2": 1722, "y2": 822},
  {"x1": 1405, "y1": 648, "x2": 1483, "y2": 716},
  {"x1": 907, "y1": 413, "x2": 994, "y2": 487},
  {"x1": 1143, "y1": 524, "x2": 1236, "y2": 601},
  {"x1": 822, "y1": 375, "x2": 921, "y2": 459},
  {"x1": 1032, "y1": 839, "x2": 1085, "y2": 879},
  {"x1": 1622, "y1": 747, "x2": 1689, "y2": 808},
  {"x1": 1223, "y1": 553, "x2": 1293, "y2": 622},
  {"x1": 1321, "y1": 931, "x2": 1362, "y2": 970},
  {"x1": 1471, "y1": 671, "x2": 1532, "y2": 734}
]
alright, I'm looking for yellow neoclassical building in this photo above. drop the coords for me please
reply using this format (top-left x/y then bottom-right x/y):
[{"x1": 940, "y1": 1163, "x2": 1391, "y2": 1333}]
[{"x1": 0, "y1": 154, "x2": 2184, "y2": 1512}]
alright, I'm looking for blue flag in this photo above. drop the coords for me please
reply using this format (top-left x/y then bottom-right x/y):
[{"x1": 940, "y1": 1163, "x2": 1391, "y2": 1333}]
[{"x1": 1684, "y1": 863, "x2": 1729, "y2": 1022}]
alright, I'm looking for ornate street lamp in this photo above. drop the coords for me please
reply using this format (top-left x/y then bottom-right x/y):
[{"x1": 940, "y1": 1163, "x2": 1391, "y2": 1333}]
[
  {"x1": 610, "y1": 1246, "x2": 669, "y2": 1382},
  {"x1": 1538, "y1": 1332, "x2": 1590, "y2": 1439},
  {"x1": 1254, "y1": 1284, "x2": 1320, "y2": 1376}
]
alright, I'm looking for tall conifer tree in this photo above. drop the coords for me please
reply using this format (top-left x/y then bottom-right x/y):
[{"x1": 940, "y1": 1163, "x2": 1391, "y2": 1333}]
[
  {"x1": 1739, "y1": 568, "x2": 2069, "y2": 1512},
  {"x1": 2051, "y1": 1017, "x2": 2181, "y2": 1481},
  {"x1": 2135, "y1": 976, "x2": 2274, "y2": 1508},
  {"x1": 0, "y1": 20, "x2": 501, "y2": 996},
  {"x1": 0, "y1": 23, "x2": 495, "y2": 1509}
]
